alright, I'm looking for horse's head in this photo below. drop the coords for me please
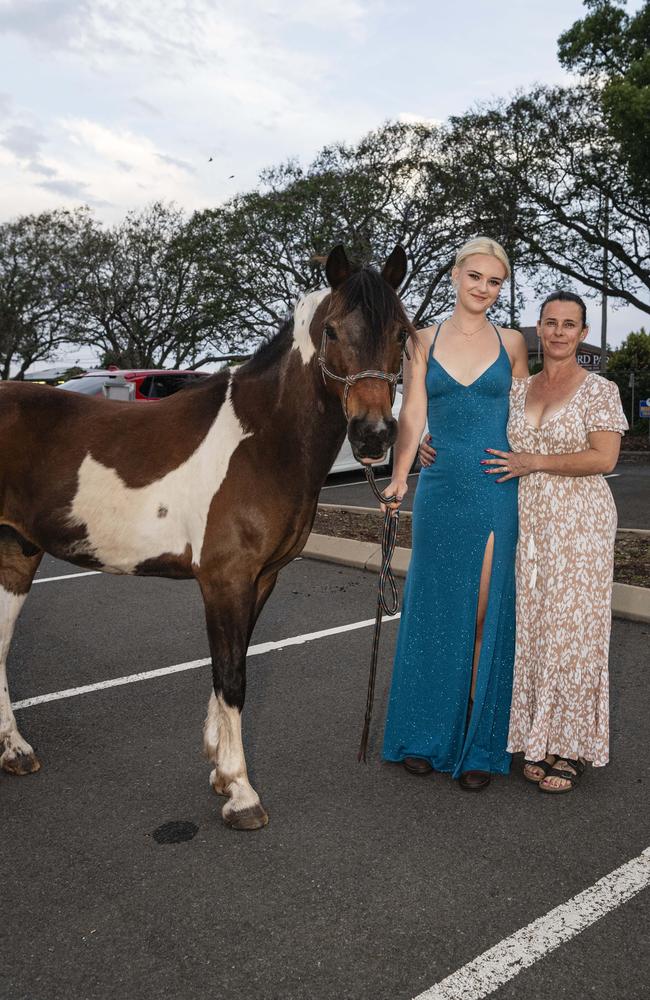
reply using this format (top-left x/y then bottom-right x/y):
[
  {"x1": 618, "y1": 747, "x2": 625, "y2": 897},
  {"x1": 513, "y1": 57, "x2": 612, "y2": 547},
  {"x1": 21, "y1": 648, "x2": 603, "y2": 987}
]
[{"x1": 317, "y1": 244, "x2": 412, "y2": 464}]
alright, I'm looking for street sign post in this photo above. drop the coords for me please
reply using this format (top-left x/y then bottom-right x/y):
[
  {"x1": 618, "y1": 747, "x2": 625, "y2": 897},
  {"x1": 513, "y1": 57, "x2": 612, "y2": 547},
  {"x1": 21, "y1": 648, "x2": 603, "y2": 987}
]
[{"x1": 640, "y1": 399, "x2": 650, "y2": 440}]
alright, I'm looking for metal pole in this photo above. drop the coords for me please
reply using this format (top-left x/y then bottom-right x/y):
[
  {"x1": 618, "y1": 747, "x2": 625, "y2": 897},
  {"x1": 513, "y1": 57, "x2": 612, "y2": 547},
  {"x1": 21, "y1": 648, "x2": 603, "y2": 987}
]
[{"x1": 600, "y1": 195, "x2": 609, "y2": 374}]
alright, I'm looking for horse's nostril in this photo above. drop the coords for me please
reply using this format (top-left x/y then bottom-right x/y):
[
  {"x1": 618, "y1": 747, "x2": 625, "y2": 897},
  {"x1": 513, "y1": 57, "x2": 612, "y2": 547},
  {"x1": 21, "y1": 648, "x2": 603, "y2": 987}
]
[{"x1": 348, "y1": 416, "x2": 397, "y2": 458}]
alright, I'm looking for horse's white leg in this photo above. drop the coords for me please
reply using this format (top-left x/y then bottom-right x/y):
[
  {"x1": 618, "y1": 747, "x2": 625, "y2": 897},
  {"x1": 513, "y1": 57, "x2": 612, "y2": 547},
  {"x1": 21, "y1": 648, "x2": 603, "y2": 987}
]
[
  {"x1": 203, "y1": 693, "x2": 266, "y2": 829},
  {"x1": 198, "y1": 571, "x2": 277, "y2": 831},
  {"x1": 0, "y1": 529, "x2": 43, "y2": 774},
  {"x1": 0, "y1": 588, "x2": 39, "y2": 773}
]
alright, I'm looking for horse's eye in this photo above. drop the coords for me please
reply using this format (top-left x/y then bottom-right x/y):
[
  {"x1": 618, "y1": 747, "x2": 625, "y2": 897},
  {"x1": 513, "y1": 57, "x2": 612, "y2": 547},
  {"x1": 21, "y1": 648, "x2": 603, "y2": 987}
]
[{"x1": 325, "y1": 325, "x2": 337, "y2": 341}]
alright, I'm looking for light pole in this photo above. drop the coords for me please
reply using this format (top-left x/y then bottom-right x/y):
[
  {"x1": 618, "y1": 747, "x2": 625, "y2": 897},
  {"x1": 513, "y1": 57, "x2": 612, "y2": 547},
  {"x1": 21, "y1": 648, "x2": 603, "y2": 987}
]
[{"x1": 600, "y1": 194, "x2": 609, "y2": 374}]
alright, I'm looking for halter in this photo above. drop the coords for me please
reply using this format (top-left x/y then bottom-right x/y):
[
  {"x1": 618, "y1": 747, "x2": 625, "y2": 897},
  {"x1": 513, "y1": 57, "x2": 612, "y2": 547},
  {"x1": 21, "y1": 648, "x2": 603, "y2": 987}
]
[{"x1": 317, "y1": 327, "x2": 408, "y2": 420}]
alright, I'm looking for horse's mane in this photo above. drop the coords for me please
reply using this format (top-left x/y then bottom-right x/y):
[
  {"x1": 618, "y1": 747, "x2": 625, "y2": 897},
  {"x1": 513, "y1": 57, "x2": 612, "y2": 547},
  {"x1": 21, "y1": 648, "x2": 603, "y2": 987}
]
[{"x1": 238, "y1": 317, "x2": 296, "y2": 376}]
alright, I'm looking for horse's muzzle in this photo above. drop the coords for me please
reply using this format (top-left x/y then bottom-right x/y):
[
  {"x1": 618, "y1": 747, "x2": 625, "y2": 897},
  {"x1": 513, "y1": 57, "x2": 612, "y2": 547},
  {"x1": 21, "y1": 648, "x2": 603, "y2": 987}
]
[{"x1": 348, "y1": 415, "x2": 398, "y2": 462}]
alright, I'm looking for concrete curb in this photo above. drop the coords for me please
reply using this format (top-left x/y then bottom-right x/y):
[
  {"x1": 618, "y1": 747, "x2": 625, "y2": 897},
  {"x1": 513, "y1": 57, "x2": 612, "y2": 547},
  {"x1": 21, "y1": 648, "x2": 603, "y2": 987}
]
[
  {"x1": 318, "y1": 503, "x2": 649, "y2": 535},
  {"x1": 302, "y1": 532, "x2": 650, "y2": 624}
]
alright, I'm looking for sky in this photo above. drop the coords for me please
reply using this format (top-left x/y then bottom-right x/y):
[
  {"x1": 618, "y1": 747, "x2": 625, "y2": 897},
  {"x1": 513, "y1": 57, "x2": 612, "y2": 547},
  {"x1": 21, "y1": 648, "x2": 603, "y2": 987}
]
[{"x1": 0, "y1": 0, "x2": 646, "y2": 369}]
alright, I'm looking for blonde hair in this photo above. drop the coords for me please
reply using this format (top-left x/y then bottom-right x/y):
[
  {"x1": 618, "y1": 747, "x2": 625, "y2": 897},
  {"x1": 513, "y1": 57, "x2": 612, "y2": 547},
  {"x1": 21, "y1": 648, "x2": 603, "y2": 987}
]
[{"x1": 454, "y1": 237, "x2": 511, "y2": 279}]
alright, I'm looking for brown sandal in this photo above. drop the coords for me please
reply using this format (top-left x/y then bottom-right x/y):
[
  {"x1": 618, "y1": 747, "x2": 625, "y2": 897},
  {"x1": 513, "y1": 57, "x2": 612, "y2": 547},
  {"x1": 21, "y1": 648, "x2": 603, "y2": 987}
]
[
  {"x1": 523, "y1": 757, "x2": 555, "y2": 784},
  {"x1": 403, "y1": 756, "x2": 433, "y2": 776},
  {"x1": 538, "y1": 757, "x2": 585, "y2": 794}
]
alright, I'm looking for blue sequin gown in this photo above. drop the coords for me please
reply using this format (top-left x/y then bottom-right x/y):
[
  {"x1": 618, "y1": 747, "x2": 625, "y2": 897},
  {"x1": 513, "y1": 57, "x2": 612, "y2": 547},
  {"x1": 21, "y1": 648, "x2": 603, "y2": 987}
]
[{"x1": 382, "y1": 324, "x2": 518, "y2": 777}]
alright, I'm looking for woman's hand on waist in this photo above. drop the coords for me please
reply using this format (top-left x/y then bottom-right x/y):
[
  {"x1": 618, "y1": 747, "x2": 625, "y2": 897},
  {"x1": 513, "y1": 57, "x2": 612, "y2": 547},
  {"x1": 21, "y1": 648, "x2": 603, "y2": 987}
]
[
  {"x1": 417, "y1": 433, "x2": 437, "y2": 467},
  {"x1": 481, "y1": 448, "x2": 539, "y2": 482},
  {"x1": 380, "y1": 478, "x2": 409, "y2": 512}
]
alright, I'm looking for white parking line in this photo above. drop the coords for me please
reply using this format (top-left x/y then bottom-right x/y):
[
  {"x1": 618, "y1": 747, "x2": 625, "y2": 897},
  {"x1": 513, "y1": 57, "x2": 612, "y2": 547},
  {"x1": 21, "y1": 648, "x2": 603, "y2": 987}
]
[
  {"x1": 12, "y1": 613, "x2": 400, "y2": 710},
  {"x1": 416, "y1": 847, "x2": 650, "y2": 1000},
  {"x1": 604, "y1": 474, "x2": 620, "y2": 479},
  {"x1": 34, "y1": 571, "x2": 102, "y2": 585}
]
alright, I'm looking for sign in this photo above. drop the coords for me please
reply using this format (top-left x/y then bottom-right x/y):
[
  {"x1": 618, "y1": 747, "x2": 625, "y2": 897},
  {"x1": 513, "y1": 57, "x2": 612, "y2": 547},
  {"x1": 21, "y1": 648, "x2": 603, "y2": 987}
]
[
  {"x1": 640, "y1": 399, "x2": 650, "y2": 419},
  {"x1": 576, "y1": 349, "x2": 602, "y2": 371}
]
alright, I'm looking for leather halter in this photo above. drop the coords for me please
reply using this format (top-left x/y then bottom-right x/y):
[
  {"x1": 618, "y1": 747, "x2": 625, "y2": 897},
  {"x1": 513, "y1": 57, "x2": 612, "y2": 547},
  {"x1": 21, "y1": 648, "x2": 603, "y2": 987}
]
[{"x1": 317, "y1": 326, "x2": 406, "y2": 421}]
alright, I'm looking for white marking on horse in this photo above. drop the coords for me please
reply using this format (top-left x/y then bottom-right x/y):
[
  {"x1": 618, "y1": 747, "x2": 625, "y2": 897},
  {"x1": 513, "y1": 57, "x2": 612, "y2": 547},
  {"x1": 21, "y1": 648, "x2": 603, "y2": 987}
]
[
  {"x1": 68, "y1": 379, "x2": 252, "y2": 573},
  {"x1": 204, "y1": 692, "x2": 262, "y2": 818},
  {"x1": 291, "y1": 289, "x2": 329, "y2": 364},
  {"x1": 0, "y1": 586, "x2": 37, "y2": 768}
]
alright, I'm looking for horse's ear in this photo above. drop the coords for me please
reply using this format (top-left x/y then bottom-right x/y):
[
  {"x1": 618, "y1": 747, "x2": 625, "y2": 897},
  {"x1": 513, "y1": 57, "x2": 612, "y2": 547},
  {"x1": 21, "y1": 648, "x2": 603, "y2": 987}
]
[
  {"x1": 325, "y1": 245, "x2": 353, "y2": 289},
  {"x1": 381, "y1": 245, "x2": 408, "y2": 290}
]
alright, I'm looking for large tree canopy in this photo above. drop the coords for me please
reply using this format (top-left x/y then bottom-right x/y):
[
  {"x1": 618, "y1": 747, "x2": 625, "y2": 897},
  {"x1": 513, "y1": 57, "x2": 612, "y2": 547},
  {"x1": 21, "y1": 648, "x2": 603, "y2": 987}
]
[
  {"x1": 558, "y1": 0, "x2": 650, "y2": 195},
  {"x1": 0, "y1": 208, "x2": 94, "y2": 379}
]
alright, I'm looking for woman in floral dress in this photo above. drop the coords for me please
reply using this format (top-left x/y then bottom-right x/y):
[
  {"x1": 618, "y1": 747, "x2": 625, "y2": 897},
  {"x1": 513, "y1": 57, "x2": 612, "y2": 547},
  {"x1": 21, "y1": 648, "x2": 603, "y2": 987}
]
[{"x1": 483, "y1": 291, "x2": 628, "y2": 792}]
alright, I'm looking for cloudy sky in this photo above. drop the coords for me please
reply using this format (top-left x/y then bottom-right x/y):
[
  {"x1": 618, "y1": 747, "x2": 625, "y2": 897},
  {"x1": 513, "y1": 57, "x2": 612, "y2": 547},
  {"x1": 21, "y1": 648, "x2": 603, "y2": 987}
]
[{"x1": 0, "y1": 0, "x2": 646, "y2": 357}]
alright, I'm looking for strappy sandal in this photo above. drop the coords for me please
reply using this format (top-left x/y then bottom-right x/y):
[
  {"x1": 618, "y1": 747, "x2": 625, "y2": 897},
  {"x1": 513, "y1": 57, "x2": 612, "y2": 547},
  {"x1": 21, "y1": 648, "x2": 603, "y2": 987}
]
[
  {"x1": 538, "y1": 757, "x2": 585, "y2": 795},
  {"x1": 523, "y1": 758, "x2": 555, "y2": 784}
]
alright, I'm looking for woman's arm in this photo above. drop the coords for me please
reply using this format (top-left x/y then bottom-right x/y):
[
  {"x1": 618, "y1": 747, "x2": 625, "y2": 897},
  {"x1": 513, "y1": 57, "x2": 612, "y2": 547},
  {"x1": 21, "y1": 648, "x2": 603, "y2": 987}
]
[
  {"x1": 484, "y1": 430, "x2": 622, "y2": 481},
  {"x1": 393, "y1": 337, "x2": 428, "y2": 479},
  {"x1": 381, "y1": 333, "x2": 428, "y2": 507},
  {"x1": 501, "y1": 329, "x2": 530, "y2": 379}
]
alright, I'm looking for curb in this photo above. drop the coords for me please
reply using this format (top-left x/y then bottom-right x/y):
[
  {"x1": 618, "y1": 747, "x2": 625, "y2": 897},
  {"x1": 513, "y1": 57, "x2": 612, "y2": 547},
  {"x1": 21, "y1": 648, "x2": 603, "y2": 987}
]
[
  {"x1": 318, "y1": 503, "x2": 648, "y2": 535},
  {"x1": 302, "y1": 533, "x2": 650, "y2": 624}
]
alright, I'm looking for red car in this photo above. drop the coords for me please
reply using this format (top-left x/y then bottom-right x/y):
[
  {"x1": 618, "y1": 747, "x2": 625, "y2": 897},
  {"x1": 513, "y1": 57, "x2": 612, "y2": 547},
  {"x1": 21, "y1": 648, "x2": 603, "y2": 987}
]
[{"x1": 58, "y1": 367, "x2": 209, "y2": 401}]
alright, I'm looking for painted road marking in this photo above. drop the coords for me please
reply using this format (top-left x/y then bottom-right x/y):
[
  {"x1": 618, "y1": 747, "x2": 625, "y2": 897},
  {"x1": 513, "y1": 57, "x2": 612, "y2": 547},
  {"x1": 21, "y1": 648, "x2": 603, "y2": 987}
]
[
  {"x1": 12, "y1": 613, "x2": 401, "y2": 710},
  {"x1": 416, "y1": 847, "x2": 650, "y2": 1000},
  {"x1": 604, "y1": 474, "x2": 620, "y2": 479},
  {"x1": 34, "y1": 571, "x2": 102, "y2": 585}
]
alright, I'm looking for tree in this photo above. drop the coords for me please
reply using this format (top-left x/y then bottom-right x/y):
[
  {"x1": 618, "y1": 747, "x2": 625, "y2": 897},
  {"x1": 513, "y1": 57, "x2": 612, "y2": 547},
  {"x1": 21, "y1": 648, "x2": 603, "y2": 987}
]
[
  {"x1": 191, "y1": 120, "x2": 518, "y2": 349},
  {"x1": 606, "y1": 327, "x2": 650, "y2": 429},
  {"x1": 449, "y1": 85, "x2": 650, "y2": 315},
  {"x1": 558, "y1": 0, "x2": 650, "y2": 195},
  {"x1": 78, "y1": 202, "x2": 228, "y2": 369},
  {"x1": 0, "y1": 208, "x2": 93, "y2": 379}
]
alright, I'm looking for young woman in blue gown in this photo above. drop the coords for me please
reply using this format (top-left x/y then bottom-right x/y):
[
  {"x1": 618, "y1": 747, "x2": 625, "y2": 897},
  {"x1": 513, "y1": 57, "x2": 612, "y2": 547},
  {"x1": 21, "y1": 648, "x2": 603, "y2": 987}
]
[{"x1": 381, "y1": 237, "x2": 529, "y2": 791}]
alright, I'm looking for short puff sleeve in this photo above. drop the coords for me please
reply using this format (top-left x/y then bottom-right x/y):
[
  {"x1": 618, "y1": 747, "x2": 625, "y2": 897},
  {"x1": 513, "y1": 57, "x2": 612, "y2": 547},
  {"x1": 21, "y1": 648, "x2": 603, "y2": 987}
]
[{"x1": 585, "y1": 376, "x2": 628, "y2": 435}]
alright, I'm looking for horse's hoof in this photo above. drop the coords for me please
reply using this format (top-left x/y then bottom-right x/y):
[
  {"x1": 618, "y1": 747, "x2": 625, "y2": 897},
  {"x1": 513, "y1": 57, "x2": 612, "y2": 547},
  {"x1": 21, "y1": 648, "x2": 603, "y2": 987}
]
[
  {"x1": 223, "y1": 803, "x2": 269, "y2": 831},
  {"x1": 1, "y1": 750, "x2": 42, "y2": 775}
]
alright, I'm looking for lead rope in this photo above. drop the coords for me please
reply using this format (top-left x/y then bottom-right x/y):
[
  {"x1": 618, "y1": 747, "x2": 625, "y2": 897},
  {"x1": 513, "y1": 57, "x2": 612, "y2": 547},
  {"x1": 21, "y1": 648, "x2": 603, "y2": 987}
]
[{"x1": 357, "y1": 465, "x2": 401, "y2": 763}]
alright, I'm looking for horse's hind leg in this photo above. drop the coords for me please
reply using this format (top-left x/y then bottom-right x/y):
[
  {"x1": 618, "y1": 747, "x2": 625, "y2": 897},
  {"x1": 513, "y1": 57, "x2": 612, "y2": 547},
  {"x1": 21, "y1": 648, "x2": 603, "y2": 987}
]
[
  {"x1": 0, "y1": 527, "x2": 43, "y2": 775},
  {"x1": 199, "y1": 570, "x2": 278, "y2": 831}
]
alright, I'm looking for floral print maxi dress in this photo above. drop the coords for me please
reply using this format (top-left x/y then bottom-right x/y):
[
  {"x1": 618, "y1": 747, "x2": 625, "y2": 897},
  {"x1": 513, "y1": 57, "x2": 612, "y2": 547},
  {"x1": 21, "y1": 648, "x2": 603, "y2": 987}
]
[{"x1": 506, "y1": 373, "x2": 628, "y2": 766}]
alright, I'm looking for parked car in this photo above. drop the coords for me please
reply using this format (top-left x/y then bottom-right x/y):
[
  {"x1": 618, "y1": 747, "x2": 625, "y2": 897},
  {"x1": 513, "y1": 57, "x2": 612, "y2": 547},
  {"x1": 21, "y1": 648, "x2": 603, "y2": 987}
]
[{"x1": 58, "y1": 368, "x2": 208, "y2": 401}]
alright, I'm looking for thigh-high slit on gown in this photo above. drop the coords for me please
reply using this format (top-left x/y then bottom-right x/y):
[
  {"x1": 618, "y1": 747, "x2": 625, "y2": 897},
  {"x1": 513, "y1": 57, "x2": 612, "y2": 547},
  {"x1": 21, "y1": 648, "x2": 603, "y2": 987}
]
[{"x1": 382, "y1": 324, "x2": 518, "y2": 777}]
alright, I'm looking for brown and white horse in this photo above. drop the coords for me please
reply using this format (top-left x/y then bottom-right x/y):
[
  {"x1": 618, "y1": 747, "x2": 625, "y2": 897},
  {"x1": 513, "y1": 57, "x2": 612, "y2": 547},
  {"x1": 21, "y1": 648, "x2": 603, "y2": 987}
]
[{"x1": 0, "y1": 244, "x2": 411, "y2": 829}]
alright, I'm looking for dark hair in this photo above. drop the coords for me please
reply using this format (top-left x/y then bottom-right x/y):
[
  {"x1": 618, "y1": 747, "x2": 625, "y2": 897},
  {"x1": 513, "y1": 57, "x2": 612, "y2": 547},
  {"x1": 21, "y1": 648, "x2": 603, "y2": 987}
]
[{"x1": 539, "y1": 291, "x2": 587, "y2": 328}]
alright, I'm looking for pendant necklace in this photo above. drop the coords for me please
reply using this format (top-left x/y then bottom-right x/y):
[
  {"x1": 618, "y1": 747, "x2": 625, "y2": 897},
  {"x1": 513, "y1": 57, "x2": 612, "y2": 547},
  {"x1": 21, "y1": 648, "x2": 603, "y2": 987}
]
[{"x1": 448, "y1": 316, "x2": 488, "y2": 340}]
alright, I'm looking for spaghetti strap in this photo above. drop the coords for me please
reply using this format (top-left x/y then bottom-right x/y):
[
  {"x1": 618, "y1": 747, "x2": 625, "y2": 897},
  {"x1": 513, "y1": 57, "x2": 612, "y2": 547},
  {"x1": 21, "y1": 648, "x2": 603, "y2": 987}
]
[
  {"x1": 429, "y1": 321, "x2": 443, "y2": 359},
  {"x1": 492, "y1": 323, "x2": 504, "y2": 347}
]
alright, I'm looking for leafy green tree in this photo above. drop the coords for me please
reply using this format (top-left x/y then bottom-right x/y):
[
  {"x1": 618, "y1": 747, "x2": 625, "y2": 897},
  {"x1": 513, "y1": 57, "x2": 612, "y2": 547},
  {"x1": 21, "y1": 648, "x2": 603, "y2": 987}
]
[
  {"x1": 0, "y1": 208, "x2": 93, "y2": 379},
  {"x1": 77, "y1": 202, "x2": 228, "y2": 369},
  {"x1": 606, "y1": 328, "x2": 650, "y2": 430},
  {"x1": 558, "y1": 0, "x2": 650, "y2": 195},
  {"x1": 449, "y1": 85, "x2": 649, "y2": 315}
]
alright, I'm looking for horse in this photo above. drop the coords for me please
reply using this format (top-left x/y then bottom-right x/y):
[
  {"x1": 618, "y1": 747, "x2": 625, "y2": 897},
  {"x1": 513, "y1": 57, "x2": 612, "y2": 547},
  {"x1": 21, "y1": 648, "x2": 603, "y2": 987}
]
[{"x1": 0, "y1": 244, "x2": 412, "y2": 830}]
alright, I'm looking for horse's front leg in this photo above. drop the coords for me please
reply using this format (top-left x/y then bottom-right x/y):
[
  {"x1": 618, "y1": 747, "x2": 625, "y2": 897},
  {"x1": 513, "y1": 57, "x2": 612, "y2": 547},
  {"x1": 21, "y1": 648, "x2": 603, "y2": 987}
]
[{"x1": 198, "y1": 571, "x2": 277, "y2": 831}]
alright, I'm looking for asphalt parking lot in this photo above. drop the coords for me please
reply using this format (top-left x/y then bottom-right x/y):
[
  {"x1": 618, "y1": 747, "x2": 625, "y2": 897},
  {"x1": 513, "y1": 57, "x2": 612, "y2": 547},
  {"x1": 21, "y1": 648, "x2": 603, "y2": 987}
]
[
  {"x1": 2, "y1": 554, "x2": 649, "y2": 1000},
  {"x1": 321, "y1": 460, "x2": 650, "y2": 529}
]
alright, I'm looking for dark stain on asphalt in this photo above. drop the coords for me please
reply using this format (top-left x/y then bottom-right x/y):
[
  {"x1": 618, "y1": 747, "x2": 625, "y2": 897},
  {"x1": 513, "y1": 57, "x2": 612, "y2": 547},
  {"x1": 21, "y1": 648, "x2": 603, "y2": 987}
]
[{"x1": 152, "y1": 820, "x2": 198, "y2": 844}]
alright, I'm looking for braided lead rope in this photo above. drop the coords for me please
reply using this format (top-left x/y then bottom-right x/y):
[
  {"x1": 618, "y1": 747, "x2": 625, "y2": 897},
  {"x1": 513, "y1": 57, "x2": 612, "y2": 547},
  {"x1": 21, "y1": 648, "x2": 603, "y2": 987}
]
[{"x1": 358, "y1": 464, "x2": 401, "y2": 763}]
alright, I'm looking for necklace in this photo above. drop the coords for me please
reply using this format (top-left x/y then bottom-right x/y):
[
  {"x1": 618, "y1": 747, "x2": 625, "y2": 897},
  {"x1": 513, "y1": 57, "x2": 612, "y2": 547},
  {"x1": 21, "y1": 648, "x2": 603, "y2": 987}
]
[{"x1": 448, "y1": 316, "x2": 488, "y2": 340}]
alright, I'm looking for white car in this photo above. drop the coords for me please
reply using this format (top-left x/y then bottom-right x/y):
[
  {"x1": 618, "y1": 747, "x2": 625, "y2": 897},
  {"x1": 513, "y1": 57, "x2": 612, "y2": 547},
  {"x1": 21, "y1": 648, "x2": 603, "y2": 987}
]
[{"x1": 330, "y1": 387, "x2": 403, "y2": 474}]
